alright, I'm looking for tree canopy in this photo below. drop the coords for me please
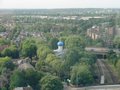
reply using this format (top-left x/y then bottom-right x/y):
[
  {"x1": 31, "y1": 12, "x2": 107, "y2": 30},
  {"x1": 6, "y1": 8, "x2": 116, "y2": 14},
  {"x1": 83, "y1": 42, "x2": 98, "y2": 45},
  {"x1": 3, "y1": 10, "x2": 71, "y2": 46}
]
[
  {"x1": 21, "y1": 39, "x2": 37, "y2": 59},
  {"x1": 40, "y1": 75, "x2": 63, "y2": 90},
  {"x1": 71, "y1": 64, "x2": 93, "y2": 86}
]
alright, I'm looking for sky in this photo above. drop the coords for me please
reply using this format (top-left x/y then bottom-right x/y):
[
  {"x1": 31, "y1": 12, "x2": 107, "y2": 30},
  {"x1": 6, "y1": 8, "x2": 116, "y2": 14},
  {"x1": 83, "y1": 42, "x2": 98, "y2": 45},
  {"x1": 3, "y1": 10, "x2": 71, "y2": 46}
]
[{"x1": 0, "y1": 0, "x2": 120, "y2": 9}]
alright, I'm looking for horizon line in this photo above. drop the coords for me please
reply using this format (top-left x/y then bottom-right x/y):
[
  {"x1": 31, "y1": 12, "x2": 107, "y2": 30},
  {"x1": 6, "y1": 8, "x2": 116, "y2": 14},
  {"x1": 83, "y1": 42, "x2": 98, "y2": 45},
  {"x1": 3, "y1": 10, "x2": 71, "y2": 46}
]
[{"x1": 0, "y1": 7, "x2": 120, "y2": 10}]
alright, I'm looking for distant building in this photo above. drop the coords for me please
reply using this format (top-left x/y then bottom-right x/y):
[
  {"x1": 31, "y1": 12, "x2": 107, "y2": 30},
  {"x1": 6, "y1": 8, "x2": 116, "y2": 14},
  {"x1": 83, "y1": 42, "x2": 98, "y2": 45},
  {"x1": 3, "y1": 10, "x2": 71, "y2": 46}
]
[
  {"x1": 87, "y1": 26, "x2": 100, "y2": 40},
  {"x1": 87, "y1": 25, "x2": 116, "y2": 46},
  {"x1": 87, "y1": 25, "x2": 115, "y2": 40}
]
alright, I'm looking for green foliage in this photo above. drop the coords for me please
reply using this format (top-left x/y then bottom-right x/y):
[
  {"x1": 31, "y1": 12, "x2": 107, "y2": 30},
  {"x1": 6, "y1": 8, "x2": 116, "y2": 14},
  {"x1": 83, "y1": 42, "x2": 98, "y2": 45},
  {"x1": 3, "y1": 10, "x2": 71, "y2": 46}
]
[
  {"x1": 36, "y1": 39, "x2": 47, "y2": 47},
  {"x1": 46, "y1": 54, "x2": 58, "y2": 64},
  {"x1": 0, "y1": 87, "x2": 7, "y2": 90},
  {"x1": 35, "y1": 60, "x2": 46, "y2": 71},
  {"x1": 48, "y1": 37, "x2": 59, "y2": 49},
  {"x1": 50, "y1": 59, "x2": 63, "y2": 76},
  {"x1": 0, "y1": 57, "x2": 11, "y2": 73},
  {"x1": 1, "y1": 45, "x2": 19, "y2": 59},
  {"x1": 116, "y1": 60, "x2": 120, "y2": 77},
  {"x1": 109, "y1": 15, "x2": 116, "y2": 27},
  {"x1": 92, "y1": 39, "x2": 104, "y2": 47},
  {"x1": 24, "y1": 69, "x2": 44, "y2": 89},
  {"x1": 0, "y1": 11, "x2": 111, "y2": 88},
  {"x1": 21, "y1": 39, "x2": 37, "y2": 59},
  {"x1": 65, "y1": 35, "x2": 85, "y2": 49},
  {"x1": 71, "y1": 64, "x2": 93, "y2": 86},
  {"x1": 2, "y1": 60, "x2": 16, "y2": 71},
  {"x1": 113, "y1": 36, "x2": 120, "y2": 49},
  {"x1": 81, "y1": 51, "x2": 97, "y2": 65},
  {"x1": 107, "y1": 50, "x2": 118, "y2": 66},
  {"x1": 10, "y1": 70, "x2": 27, "y2": 90},
  {"x1": 40, "y1": 75, "x2": 63, "y2": 90},
  {"x1": 0, "y1": 38, "x2": 10, "y2": 45},
  {"x1": 37, "y1": 46, "x2": 52, "y2": 60},
  {"x1": 45, "y1": 53, "x2": 63, "y2": 76},
  {"x1": 60, "y1": 48, "x2": 80, "y2": 79},
  {"x1": 9, "y1": 69, "x2": 44, "y2": 90},
  {"x1": 9, "y1": 25, "x2": 21, "y2": 39},
  {"x1": 0, "y1": 24, "x2": 6, "y2": 32},
  {"x1": 0, "y1": 57, "x2": 11, "y2": 64},
  {"x1": 63, "y1": 48, "x2": 80, "y2": 71}
]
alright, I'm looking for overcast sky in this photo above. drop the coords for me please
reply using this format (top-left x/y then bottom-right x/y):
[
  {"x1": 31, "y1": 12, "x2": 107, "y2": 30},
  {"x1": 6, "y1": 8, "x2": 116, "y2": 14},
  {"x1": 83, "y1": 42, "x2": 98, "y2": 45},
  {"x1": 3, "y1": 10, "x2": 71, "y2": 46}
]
[{"x1": 0, "y1": 0, "x2": 120, "y2": 9}]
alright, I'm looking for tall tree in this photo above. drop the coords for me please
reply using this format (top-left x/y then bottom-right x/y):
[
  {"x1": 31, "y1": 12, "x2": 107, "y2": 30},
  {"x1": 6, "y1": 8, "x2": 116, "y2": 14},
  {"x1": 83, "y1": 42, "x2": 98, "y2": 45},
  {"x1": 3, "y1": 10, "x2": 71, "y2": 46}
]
[
  {"x1": 40, "y1": 75, "x2": 63, "y2": 90},
  {"x1": 21, "y1": 39, "x2": 37, "y2": 59},
  {"x1": 37, "y1": 46, "x2": 52, "y2": 60},
  {"x1": 113, "y1": 36, "x2": 120, "y2": 49},
  {"x1": 24, "y1": 69, "x2": 44, "y2": 89},
  {"x1": 65, "y1": 35, "x2": 85, "y2": 49},
  {"x1": 49, "y1": 37, "x2": 59, "y2": 49},
  {"x1": 2, "y1": 45, "x2": 19, "y2": 59},
  {"x1": 10, "y1": 70, "x2": 27, "y2": 90},
  {"x1": 71, "y1": 64, "x2": 93, "y2": 86}
]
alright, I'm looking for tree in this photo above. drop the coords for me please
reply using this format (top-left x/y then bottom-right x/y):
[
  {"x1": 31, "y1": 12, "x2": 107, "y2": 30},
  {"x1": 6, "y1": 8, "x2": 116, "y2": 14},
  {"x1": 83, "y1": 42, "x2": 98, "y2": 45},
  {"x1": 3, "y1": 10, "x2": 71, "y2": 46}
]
[
  {"x1": 10, "y1": 70, "x2": 27, "y2": 90},
  {"x1": 45, "y1": 54, "x2": 58, "y2": 64},
  {"x1": 24, "y1": 69, "x2": 44, "y2": 89},
  {"x1": 35, "y1": 60, "x2": 46, "y2": 71},
  {"x1": 71, "y1": 64, "x2": 93, "y2": 86},
  {"x1": 0, "y1": 57, "x2": 11, "y2": 73},
  {"x1": 1, "y1": 87, "x2": 7, "y2": 90},
  {"x1": 21, "y1": 39, "x2": 37, "y2": 59},
  {"x1": 0, "y1": 57, "x2": 11, "y2": 65},
  {"x1": 61, "y1": 48, "x2": 80, "y2": 80},
  {"x1": 52, "y1": 60, "x2": 63, "y2": 72},
  {"x1": 1, "y1": 45, "x2": 19, "y2": 59},
  {"x1": 0, "y1": 24, "x2": 6, "y2": 32},
  {"x1": 40, "y1": 75, "x2": 63, "y2": 90},
  {"x1": 45, "y1": 53, "x2": 63, "y2": 76},
  {"x1": 1, "y1": 48, "x2": 11, "y2": 57},
  {"x1": 49, "y1": 37, "x2": 59, "y2": 49},
  {"x1": 107, "y1": 50, "x2": 118, "y2": 66},
  {"x1": 81, "y1": 51, "x2": 97, "y2": 65},
  {"x1": 9, "y1": 25, "x2": 21, "y2": 39},
  {"x1": 0, "y1": 38, "x2": 10, "y2": 45},
  {"x1": 113, "y1": 36, "x2": 120, "y2": 49},
  {"x1": 116, "y1": 59, "x2": 120, "y2": 76},
  {"x1": 65, "y1": 35, "x2": 85, "y2": 49},
  {"x1": 2, "y1": 60, "x2": 16, "y2": 71},
  {"x1": 37, "y1": 46, "x2": 52, "y2": 60},
  {"x1": 63, "y1": 48, "x2": 80, "y2": 71}
]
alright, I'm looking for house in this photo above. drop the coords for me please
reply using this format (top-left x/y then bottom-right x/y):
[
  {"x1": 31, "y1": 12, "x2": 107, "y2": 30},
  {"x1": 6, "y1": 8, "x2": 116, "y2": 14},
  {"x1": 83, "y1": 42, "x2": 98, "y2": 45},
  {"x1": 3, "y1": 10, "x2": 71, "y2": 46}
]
[{"x1": 87, "y1": 26, "x2": 100, "y2": 40}]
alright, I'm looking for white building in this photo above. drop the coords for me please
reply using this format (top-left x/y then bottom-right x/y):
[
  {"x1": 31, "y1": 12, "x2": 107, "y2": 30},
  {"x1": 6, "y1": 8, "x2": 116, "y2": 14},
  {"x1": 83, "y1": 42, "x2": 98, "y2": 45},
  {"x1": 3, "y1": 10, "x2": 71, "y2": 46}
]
[{"x1": 53, "y1": 41, "x2": 65, "y2": 57}]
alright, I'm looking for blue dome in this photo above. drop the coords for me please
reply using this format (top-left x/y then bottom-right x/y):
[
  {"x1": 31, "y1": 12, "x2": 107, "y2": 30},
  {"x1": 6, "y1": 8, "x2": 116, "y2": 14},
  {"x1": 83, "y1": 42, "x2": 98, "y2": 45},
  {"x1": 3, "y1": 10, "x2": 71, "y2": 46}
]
[{"x1": 57, "y1": 41, "x2": 64, "y2": 46}]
